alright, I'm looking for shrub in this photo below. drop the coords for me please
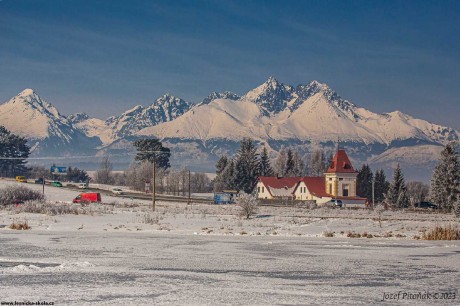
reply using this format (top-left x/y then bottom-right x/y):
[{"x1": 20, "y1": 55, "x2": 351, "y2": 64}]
[
  {"x1": 236, "y1": 193, "x2": 259, "y2": 219},
  {"x1": 323, "y1": 231, "x2": 335, "y2": 237},
  {"x1": 347, "y1": 231, "x2": 361, "y2": 238},
  {"x1": 9, "y1": 220, "x2": 30, "y2": 230},
  {"x1": 422, "y1": 224, "x2": 460, "y2": 240},
  {"x1": 10, "y1": 201, "x2": 112, "y2": 216},
  {"x1": 0, "y1": 185, "x2": 45, "y2": 206}
]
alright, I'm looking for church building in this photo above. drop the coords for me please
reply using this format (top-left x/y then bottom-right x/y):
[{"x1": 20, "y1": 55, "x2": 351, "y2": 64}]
[{"x1": 255, "y1": 148, "x2": 367, "y2": 207}]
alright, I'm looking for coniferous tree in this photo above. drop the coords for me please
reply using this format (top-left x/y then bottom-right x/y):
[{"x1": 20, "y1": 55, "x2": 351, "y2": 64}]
[
  {"x1": 258, "y1": 147, "x2": 274, "y2": 176},
  {"x1": 292, "y1": 150, "x2": 305, "y2": 177},
  {"x1": 357, "y1": 164, "x2": 373, "y2": 202},
  {"x1": 430, "y1": 142, "x2": 460, "y2": 211},
  {"x1": 133, "y1": 138, "x2": 171, "y2": 170},
  {"x1": 0, "y1": 126, "x2": 30, "y2": 177},
  {"x1": 374, "y1": 169, "x2": 389, "y2": 203},
  {"x1": 66, "y1": 167, "x2": 90, "y2": 183},
  {"x1": 274, "y1": 145, "x2": 287, "y2": 177},
  {"x1": 221, "y1": 159, "x2": 236, "y2": 190},
  {"x1": 285, "y1": 148, "x2": 295, "y2": 177},
  {"x1": 215, "y1": 155, "x2": 228, "y2": 175},
  {"x1": 386, "y1": 164, "x2": 409, "y2": 208},
  {"x1": 234, "y1": 138, "x2": 259, "y2": 193}
]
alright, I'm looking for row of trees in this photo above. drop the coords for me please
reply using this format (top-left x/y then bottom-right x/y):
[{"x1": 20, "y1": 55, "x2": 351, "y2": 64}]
[
  {"x1": 94, "y1": 139, "x2": 211, "y2": 194},
  {"x1": 380, "y1": 142, "x2": 459, "y2": 214},
  {"x1": 29, "y1": 165, "x2": 90, "y2": 183},
  {"x1": 356, "y1": 165, "x2": 389, "y2": 204},
  {"x1": 214, "y1": 138, "x2": 334, "y2": 193},
  {"x1": 273, "y1": 146, "x2": 332, "y2": 177}
]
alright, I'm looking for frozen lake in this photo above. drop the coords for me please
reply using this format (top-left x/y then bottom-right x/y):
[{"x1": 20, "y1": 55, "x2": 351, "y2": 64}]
[
  {"x1": 0, "y1": 180, "x2": 459, "y2": 304},
  {"x1": 1, "y1": 231, "x2": 459, "y2": 305}
]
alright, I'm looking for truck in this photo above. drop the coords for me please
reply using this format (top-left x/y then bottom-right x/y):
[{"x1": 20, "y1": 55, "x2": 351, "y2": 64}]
[
  {"x1": 213, "y1": 191, "x2": 238, "y2": 204},
  {"x1": 73, "y1": 192, "x2": 101, "y2": 204}
]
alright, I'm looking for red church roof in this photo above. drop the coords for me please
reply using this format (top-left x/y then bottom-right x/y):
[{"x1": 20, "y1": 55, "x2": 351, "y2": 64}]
[
  {"x1": 326, "y1": 149, "x2": 356, "y2": 173},
  {"x1": 300, "y1": 177, "x2": 331, "y2": 197}
]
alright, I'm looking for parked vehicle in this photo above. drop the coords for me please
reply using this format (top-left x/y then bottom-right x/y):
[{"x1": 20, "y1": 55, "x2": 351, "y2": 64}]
[
  {"x1": 415, "y1": 201, "x2": 438, "y2": 209},
  {"x1": 15, "y1": 176, "x2": 27, "y2": 183},
  {"x1": 111, "y1": 188, "x2": 124, "y2": 195},
  {"x1": 213, "y1": 192, "x2": 237, "y2": 204},
  {"x1": 51, "y1": 181, "x2": 63, "y2": 187},
  {"x1": 34, "y1": 178, "x2": 44, "y2": 184},
  {"x1": 78, "y1": 183, "x2": 88, "y2": 189},
  {"x1": 73, "y1": 192, "x2": 101, "y2": 204},
  {"x1": 326, "y1": 199, "x2": 343, "y2": 208}
]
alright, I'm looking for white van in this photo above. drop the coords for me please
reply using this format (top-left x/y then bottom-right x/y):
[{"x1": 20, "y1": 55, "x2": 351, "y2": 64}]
[{"x1": 78, "y1": 183, "x2": 88, "y2": 189}]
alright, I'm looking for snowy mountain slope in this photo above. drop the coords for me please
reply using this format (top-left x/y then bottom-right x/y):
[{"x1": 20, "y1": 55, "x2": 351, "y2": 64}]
[
  {"x1": 0, "y1": 89, "x2": 101, "y2": 155},
  {"x1": 104, "y1": 94, "x2": 191, "y2": 141},
  {"x1": 67, "y1": 113, "x2": 112, "y2": 145},
  {"x1": 136, "y1": 77, "x2": 459, "y2": 147},
  {"x1": 1, "y1": 78, "x2": 458, "y2": 180}
]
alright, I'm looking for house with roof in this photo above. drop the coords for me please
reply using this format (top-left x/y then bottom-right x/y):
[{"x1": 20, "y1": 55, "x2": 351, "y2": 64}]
[
  {"x1": 256, "y1": 176, "x2": 300, "y2": 200},
  {"x1": 255, "y1": 149, "x2": 367, "y2": 207}
]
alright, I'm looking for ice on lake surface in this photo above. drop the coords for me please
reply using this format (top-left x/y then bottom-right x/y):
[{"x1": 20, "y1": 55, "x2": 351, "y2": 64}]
[{"x1": 0, "y1": 180, "x2": 459, "y2": 305}]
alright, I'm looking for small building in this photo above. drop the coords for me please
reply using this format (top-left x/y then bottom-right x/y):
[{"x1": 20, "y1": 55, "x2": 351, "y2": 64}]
[
  {"x1": 293, "y1": 177, "x2": 332, "y2": 205},
  {"x1": 255, "y1": 148, "x2": 367, "y2": 207},
  {"x1": 255, "y1": 177, "x2": 300, "y2": 200}
]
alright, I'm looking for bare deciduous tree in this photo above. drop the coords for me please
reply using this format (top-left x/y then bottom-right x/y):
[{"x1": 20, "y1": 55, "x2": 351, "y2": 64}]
[
  {"x1": 95, "y1": 155, "x2": 114, "y2": 184},
  {"x1": 236, "y1": 193, "x2": 259, "y2": 219}
]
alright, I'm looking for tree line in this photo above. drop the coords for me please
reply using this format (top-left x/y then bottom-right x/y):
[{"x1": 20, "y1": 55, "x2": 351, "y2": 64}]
[
  {"x1": 94, "y1": 139, "x2": 212, "y2": 194},
  {"x1": 358, "y1": 142, "x2": 459, "y2": 215},
  {"x1": 214, "y1": 138, "x2": 333, "y2": 193}
]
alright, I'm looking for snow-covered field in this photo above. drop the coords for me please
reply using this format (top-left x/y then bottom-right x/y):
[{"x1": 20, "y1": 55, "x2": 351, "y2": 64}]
[{"x1": 1, "y1": 180, "x2": 459, "y2": 305}]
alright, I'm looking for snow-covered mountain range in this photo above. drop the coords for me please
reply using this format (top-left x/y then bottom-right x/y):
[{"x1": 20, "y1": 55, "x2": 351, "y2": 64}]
[
  {"x1": 1, "y1": 78, "x2": 458, "y2": 180},
  {"x1": 0, "y1": 89, "x2": 101, "y2": 155}
]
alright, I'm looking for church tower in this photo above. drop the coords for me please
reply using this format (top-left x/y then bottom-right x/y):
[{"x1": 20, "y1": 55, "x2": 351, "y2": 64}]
[{"x1": 324, "y1": 149, "x2": 357, "y2": 197}]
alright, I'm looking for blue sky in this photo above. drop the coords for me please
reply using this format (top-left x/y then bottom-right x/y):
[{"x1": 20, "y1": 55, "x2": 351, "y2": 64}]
[{"x1": 1, "y1": 0, "x2": 459, "y2": 129}]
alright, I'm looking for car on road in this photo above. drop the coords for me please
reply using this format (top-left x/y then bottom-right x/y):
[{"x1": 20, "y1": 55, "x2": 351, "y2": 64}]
[
  {"x1": 112, "y1": 188, "x2": 124, "y2": 195},
  {"x1": 15, "y1": 176, "x2": 27, "y2": 183},
  {"x1": 415, "y1": 201, "x2": 438, "y2": 209},
  {"x1": 51, "y1": 181, "x2": 63, "y2": 187},
  {"x1": 326, "y1": 199, "x2": 343, "y2": 208},
  {"x1": 34, "y1": 178, "x2": 44, "y2": 184},
  {"x1": 78, "y1": 183, "x2": 88, "y2": 189}
]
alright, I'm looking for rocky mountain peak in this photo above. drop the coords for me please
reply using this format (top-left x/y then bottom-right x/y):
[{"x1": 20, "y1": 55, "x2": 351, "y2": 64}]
[
  {"x1": 201, "y1": 91, "x2": 241, "y2": 104},
  {"x1": 243, "y1": 76, "x2": 295, "y2": 116},
  {"x1": 67, "y1": 112, "x2": 89, "y2": 124}
]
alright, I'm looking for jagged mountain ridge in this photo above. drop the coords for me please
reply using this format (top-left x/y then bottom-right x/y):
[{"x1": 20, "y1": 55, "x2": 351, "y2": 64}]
[
  {"x1": 138, "y1": 77, "x2": 458, "y2": 146},
  {"x1": 0, "y1": 89, "x2": 101, "y2": 155},
  {"x1": 103, "y1": 94, "x2": 192, "y2": 141},
  {"x1": 0, "y1": 79, "x2": 458, "y2": 180}
]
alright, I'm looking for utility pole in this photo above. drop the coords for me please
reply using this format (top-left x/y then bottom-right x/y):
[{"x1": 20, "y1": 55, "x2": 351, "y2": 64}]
[
  {"x1": 42, "y1": 176, "x2": 45, "y2": 195},
  {"x1": 372, "y1": 177, "x2": 375, "y2": 209},
  {"x1": 152, "y1": 153, "x2": 156, "y2": 212},
  {"x1": 188, "y1": 169, "x2": 191, "y2": 206}
]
